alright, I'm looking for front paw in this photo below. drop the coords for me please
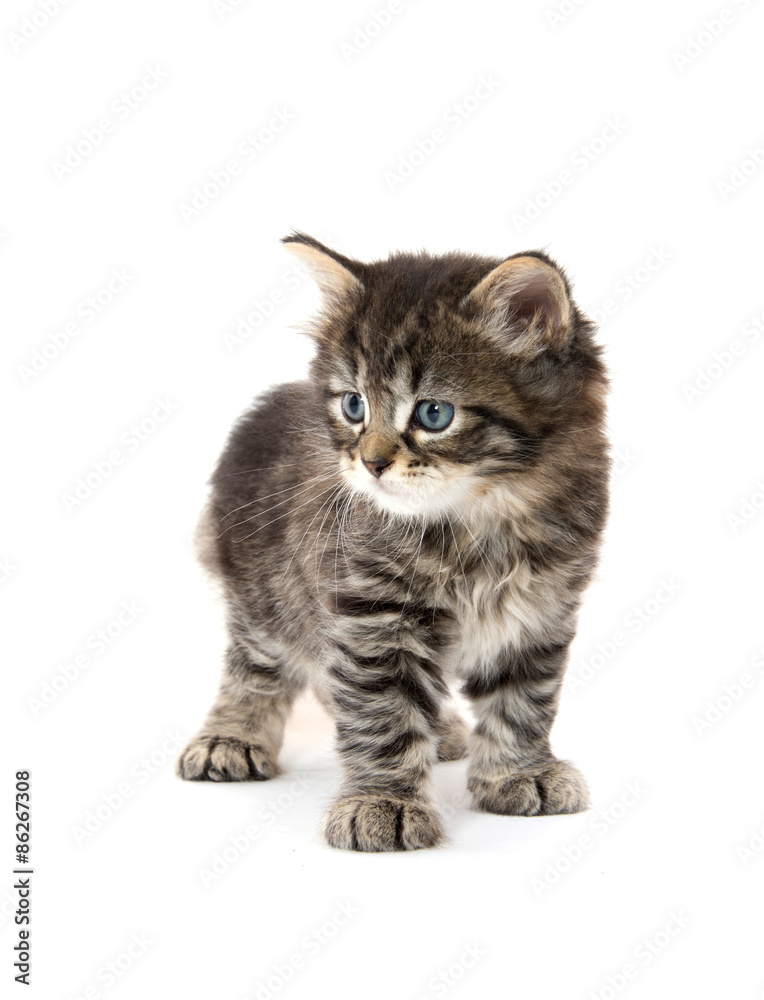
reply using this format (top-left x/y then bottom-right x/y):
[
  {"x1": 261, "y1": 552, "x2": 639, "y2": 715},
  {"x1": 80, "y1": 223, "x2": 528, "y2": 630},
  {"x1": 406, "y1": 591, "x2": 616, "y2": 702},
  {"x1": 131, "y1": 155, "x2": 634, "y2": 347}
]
[
  {"x1": 177, "y1": 735, "x2": 278, "y2": 782},
  {"x1": 322, "y1": 795, "x2": 445, "y2": 852},
  {"x1": 469, "y1": 759, "x2": 590, "y2": 816}
]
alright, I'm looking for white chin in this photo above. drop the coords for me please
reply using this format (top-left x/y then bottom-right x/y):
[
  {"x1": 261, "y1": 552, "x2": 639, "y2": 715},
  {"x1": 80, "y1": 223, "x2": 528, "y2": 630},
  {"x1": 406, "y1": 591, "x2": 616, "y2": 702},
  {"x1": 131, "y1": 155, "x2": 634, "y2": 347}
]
[
  {"x1": 372, "y1": 487, "x2": 422, "y2": 515},
  {"x1": 356, "y1": 477, "x2": 428, "y2": 516}
]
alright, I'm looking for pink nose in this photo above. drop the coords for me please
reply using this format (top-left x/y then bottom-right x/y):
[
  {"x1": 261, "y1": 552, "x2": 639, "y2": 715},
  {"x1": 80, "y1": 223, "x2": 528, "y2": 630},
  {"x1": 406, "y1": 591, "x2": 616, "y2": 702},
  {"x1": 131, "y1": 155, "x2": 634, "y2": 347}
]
[{"x1": 362, "y1": 456, "x2": 393, "y2": 479}]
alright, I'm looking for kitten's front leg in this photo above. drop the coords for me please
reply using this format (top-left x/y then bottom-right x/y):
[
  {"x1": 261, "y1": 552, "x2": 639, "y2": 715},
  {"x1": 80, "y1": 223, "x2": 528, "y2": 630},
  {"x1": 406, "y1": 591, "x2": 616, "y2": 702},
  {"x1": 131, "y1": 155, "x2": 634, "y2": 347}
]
[
  {"x1": 178, "y1": 638, "x2": 301, "y2": 782},
  {"x1": 463, "y1": 641, "x2": 590, "y2": 816},
  {"x1": 322, "y1": 645, "x2": 448, "y2": 852}
]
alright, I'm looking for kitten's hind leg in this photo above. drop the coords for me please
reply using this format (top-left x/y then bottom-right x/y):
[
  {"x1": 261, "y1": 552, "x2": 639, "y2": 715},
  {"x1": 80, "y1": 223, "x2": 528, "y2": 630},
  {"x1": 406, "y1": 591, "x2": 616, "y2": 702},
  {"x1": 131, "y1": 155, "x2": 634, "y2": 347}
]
[
  {"x1": 178, "y1": 640, "x2": 303, "y2": 782},
  {"x1": 435, "y1": 705, "x2": 471, "y2": 762}
]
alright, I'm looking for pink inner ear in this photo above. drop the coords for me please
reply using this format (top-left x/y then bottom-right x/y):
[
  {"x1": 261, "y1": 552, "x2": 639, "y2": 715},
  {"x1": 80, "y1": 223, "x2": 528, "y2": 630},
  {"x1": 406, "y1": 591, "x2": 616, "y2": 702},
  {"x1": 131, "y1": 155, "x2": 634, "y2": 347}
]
[{"x1": 507, "y1": 272, "x2": 560, "y2": 329}]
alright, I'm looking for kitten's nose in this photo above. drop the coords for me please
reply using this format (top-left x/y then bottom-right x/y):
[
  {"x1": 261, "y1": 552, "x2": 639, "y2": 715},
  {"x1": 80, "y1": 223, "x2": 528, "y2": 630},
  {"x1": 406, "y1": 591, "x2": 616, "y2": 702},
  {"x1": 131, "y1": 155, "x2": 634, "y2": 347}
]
[{"x1": 362, "y1": 456, "x2": 393, "y2": 479}]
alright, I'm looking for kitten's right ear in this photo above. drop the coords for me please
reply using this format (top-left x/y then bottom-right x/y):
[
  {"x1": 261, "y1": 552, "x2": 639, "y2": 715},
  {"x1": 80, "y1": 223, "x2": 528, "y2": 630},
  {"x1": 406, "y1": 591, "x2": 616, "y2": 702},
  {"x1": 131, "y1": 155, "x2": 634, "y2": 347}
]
[{"x1": 281, "y1": 232, "x2": 364, "y2": 307}]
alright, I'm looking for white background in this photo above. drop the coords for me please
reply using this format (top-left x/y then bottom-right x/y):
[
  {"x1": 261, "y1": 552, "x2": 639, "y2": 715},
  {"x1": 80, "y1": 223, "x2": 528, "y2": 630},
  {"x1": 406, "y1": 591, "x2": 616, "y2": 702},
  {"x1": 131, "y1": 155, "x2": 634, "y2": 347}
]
[{"x1": 3, "y1": 0, "x2": 763, "y2": 997}]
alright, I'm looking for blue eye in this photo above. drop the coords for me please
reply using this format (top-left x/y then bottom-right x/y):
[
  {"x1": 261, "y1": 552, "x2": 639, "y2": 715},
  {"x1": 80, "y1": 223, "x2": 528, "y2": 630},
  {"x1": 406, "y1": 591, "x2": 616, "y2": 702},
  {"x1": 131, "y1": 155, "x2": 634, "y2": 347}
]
[
  {"x1": 341, "y1": 392, "x2": 365, "y2": 423},
  {"x1": 415, "y1": 400, "x2": 454, "y2": 431}
]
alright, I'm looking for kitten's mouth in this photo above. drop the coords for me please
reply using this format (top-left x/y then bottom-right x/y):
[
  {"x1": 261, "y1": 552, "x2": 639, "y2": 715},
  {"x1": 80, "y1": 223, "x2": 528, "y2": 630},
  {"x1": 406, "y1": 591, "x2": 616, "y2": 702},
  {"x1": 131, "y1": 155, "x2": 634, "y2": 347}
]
[
  {"x1": 375, "y1": 477, "x2": 403, "y2": 496},
  {"x1": 370, "y1": 475, "x2": 427, "y2": 514},
  {"x1": 344, "y1": 462, "x2": 428, "y2": 515},
  {"x1": 374, "y1": 477, "x2": 418, "y2": 504}
]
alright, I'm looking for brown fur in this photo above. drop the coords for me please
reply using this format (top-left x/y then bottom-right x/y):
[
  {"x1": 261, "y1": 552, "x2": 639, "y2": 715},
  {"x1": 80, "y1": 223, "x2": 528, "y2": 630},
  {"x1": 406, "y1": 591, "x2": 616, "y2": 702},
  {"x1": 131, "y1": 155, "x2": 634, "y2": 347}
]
[{"x1": 178, "y1": 234, "x2": 609, "y2": 852}]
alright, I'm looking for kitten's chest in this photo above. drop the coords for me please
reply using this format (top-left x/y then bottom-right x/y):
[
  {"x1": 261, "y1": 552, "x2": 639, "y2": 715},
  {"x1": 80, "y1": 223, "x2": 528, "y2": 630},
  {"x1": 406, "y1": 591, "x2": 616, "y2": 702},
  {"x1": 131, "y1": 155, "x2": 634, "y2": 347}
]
[{"x1": 443, "y1": 560, "x2": 551, "y2": 673}]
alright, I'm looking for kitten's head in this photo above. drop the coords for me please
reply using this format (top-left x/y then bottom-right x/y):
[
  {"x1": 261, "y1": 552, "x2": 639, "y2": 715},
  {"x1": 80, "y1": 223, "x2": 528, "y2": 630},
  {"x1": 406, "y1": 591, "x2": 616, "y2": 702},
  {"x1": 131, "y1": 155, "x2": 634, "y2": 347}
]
[{"x1": 283, "y1": 232, "x2": 608, "y2": 528}]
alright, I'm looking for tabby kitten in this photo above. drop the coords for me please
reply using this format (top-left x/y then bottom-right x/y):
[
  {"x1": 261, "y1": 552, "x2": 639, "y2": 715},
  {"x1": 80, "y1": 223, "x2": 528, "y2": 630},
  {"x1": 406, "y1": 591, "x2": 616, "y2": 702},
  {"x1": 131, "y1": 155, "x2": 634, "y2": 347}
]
[{"x1": 178, "y1": 233, "x2": 609, "y2": 852}]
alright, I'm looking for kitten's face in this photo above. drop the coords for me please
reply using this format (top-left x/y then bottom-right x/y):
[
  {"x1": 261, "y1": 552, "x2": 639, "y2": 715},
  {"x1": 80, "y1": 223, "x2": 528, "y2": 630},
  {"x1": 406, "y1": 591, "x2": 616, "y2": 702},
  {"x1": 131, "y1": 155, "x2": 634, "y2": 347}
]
[
  {"x1": 283, "y1": 234, "x2": 606, "y2": 524},
  {"x1": 320, "y1": 317, "x2": 540, "y2": 519}
]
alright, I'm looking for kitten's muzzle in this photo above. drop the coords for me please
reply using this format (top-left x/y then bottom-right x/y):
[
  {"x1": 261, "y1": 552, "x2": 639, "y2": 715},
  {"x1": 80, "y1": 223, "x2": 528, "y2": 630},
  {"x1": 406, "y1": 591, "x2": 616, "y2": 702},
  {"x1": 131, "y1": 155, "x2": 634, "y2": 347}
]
[{"x1": 362, "y1": 455, "x2": 393, "y2": 479}]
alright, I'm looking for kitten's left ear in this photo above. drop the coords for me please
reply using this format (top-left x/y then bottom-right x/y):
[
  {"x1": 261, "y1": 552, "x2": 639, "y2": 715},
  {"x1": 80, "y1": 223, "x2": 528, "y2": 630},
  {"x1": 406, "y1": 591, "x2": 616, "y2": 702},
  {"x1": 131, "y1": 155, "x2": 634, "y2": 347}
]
[
  {"x1": 461, "y1": 253, "x2": 573, "y2": 349},
  {"x1": 281, "y1": 232, "x2": 364, "y2": 307}
]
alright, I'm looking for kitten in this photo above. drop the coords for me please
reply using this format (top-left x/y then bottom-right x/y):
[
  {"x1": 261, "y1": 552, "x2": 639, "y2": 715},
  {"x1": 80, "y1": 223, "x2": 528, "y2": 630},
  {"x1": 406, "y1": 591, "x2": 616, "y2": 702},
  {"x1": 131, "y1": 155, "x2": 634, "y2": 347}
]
[{"x1": 178, "y1": 232, "x2": 609, "y2": 852}]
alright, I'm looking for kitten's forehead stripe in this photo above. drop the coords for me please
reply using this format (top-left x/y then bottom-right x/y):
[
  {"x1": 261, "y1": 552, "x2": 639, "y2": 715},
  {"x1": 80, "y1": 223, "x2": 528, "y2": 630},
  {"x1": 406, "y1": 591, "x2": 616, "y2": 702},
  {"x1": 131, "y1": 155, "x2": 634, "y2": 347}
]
[
  {"x1": 393, "y1": 399, "x2": 412, "y2": 435},
  {"x1": 341, "y1": 325, "x2": 361, "y2": 363}
]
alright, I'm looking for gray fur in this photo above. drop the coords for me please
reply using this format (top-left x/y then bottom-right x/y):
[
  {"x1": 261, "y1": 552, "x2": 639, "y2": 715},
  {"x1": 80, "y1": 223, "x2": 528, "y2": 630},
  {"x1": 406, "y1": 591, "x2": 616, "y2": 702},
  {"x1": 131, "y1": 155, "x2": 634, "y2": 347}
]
[{"x1": 178, "y1": 235, "x2": 609, "y2": 851}]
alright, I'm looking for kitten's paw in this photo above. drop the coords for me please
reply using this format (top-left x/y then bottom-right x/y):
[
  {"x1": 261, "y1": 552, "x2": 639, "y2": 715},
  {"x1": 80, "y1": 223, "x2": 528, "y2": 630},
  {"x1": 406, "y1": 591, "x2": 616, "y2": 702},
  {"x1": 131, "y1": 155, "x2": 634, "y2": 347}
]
[
  {"x1": 436, "y1": 710, "x2": 471, "y2": 762},
  {"x1": 469, "y1": 759, "x2": 590, "y2": 816},
  {"x1": 177, "y1": 735, "x2": 278, "y2": 782},
  {"x1": 322, "y1": 795, "x2": 445, "y2": 852}
]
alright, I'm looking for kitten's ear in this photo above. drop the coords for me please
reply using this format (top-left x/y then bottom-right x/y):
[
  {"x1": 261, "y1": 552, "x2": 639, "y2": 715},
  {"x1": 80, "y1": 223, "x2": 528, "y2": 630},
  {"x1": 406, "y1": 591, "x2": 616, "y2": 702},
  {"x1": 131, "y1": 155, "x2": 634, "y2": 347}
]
[
  {"x1": 281, "y1": 232, "x2": 364, "y2": 307},
  {"x1": 461, "y1": 254, "x2": 573, "y2": 350}
]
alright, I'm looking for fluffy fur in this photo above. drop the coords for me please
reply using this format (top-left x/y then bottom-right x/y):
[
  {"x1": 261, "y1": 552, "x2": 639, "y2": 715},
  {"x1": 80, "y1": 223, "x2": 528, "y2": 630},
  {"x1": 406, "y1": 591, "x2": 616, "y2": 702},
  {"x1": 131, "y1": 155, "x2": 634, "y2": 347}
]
[{"x1": 178, "y1": 233, "x2": 609, "y2": 852}]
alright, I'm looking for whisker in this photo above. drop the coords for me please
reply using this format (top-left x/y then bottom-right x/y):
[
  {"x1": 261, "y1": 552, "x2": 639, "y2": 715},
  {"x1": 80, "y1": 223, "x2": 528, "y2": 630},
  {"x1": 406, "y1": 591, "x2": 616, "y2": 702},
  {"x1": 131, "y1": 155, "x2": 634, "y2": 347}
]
[
  {"x1": 216, "y1": 460, "x2": 307, "y2": 478},
  {"x1": 234, "y1": 483, "x2": 340, "y2": 542},
  {"x1": 334, "y1": 493, "x2": 351, "y2": 609},
  {"x1": 316, "y1": 500, "x2": 342, "y2": 596},
  {"x1": 453, "y1": 506, "x2": 499, "y2": 585},
  {"x1": 280, "y1": 483, "x2": 346, "y2": 583},
  {"x1": 306, "y1": 488, "x2": 343, "y2": 570},
  {"x1": 398, "y1": 519, "x2": 427, "y2": 626},
  {"x1": 437, "y1": 519, "x2": 447, "y2": 582},
  {"x1": 446, "y1": 515, "x2": 470, "y2": 593},
  {"x1": 219, "y1": 475, "x2": 336, "y2": 535},
  {"x1": 220, "y1": 472, "x2": 335, "y2": 519},
  {"x1": 459, "y1": 486, "x2": 511, "y2": 522}
]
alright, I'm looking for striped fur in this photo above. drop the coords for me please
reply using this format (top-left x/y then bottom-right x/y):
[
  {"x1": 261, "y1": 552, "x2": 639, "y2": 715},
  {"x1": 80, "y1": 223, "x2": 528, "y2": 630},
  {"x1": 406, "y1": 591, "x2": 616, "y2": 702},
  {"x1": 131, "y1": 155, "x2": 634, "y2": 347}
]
[{"x1": 179, "y1": 234, "x2": 609, "y2": 851}]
